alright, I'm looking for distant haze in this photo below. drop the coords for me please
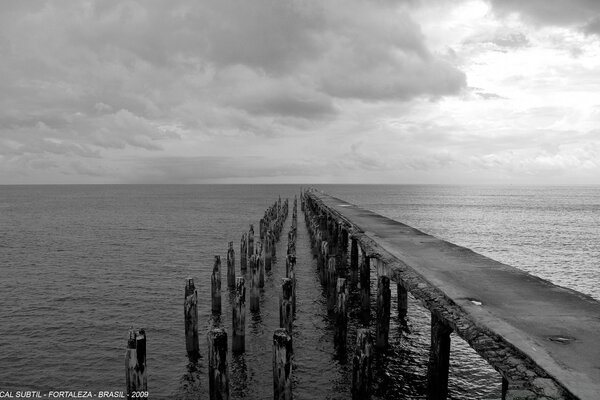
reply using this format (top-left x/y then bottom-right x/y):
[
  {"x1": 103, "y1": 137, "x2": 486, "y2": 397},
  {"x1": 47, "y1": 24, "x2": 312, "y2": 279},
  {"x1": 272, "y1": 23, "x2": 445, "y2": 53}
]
[{"x1": 1, "y1": 1, "x2": 600, "y2": 184}]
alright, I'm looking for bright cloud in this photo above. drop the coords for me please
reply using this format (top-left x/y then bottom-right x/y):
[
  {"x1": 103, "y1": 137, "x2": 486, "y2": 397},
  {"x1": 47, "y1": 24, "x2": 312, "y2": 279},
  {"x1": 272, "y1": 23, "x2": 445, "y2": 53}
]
[{"x1": 0, "y1": 0, "x2": 599, "y2": 183}]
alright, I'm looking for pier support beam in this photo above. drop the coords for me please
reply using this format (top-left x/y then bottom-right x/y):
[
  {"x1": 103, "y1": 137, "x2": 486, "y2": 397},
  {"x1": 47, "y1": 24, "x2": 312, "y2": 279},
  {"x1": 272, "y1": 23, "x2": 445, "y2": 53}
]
[
  {"x1": 335, "y1": 278, "x2": 348, "y2": 350},
  {"x1": 376, "y1": 273, "x2": 391, "y2": 349},
  {"x1": 212, "y1": 256, "x2": 222, "y2": 315},
  {"x1": 360, "y1": 250, "x2": 370, "y2": 323},
  {"x1": 427, "y1": 314, "x2": 452, "y2": 400},
  {"x1": 208, "y1": 328, "x2": 229, "y2": 400},
  {"x1": 327, "y1": 256, "x2": 337, "y2": 314},
  {"x1": 397, "y1": 282, "x2": 408, "y2": 319},
  {"x1": 273, "y1": 328, "x2": 293, "y2": 400},
  {"x1": 350, "y1": 238, "x2": 358, "y2": 284},
  {"x1": 232, "y1": 277, "x2": 246, "y2": 353},
  {"x1": 125, "y1": 328, "x2": 147, "y2": 400},
  {"x1": 184, "y1": 278, "x2": 199, "y2": 358},
  {"x1": 352, "y1": 328, "x2": 372, "y2": 400}
]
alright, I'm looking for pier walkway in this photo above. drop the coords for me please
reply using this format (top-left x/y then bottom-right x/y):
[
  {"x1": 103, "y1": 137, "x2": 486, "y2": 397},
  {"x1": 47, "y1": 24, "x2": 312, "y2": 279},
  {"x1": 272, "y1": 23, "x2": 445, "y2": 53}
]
[{"x1": 305, "y1": 189, "x2": 600, "y2": 400}]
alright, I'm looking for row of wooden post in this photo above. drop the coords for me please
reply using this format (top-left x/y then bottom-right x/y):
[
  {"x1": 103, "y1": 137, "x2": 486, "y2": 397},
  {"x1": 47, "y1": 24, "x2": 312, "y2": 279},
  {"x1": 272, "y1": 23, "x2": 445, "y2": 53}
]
[{"x1": 302, "y1": 189, "x2": 454, "y2": 400}]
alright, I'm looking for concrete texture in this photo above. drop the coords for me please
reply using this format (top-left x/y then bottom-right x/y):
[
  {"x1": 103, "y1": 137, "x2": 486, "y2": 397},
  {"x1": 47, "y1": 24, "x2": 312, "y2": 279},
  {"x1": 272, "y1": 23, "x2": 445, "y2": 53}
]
[{"x1": 308, "y1": 190, "x2": 600, "y2": 400}]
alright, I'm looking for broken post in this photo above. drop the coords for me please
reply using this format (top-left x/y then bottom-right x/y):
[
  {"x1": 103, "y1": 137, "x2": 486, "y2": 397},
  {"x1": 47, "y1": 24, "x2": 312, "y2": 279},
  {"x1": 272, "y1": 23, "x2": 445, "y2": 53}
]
[
  {"x1": 212, "y1": 256, "x2": 222, "y2": 315},
  {"x1": 232, "y1": 277, "x2": 246, "y2": 353},
  {"x1": 280, "y1": 278, "x2": 293, "y2": 334},
  {"x1": 250, "y1": 255, "x2": 260, "y2": 312},
  {"x1": 258, "y1": 253, "x2": 265, "y2": 288},
  {"x1": 248, "y1": 224, "x2": 254, "y2": 258},
  {"x1": 273, "y1": 328, "x2": 293, "y2": 400},
  {"x1": 184, "y1": 278, "x2": 199, "y2": 358},
  {"x1": 125, "y1": 328, "x2": 147, "y2": 400},
  {"x1": 208, "y1": 327, "x2": 229, "y2": 400},
  {"x1": 335, "y1": 278, "x2": 348, "y2": 349},
  {"x1": 375, "y1": 259, "x2": 391, "y2": 349},
  {"x1": 227, "y1": 241, "x2": 235, "y2": 288},
  {"x1": 351, "y1": 328, "x2": 372, "y2": 400},
  {"x1": 286, "y1": 254, "x2": 297, "y2": 314},
  {"x1": 265, "y1": 230, "x2": 272, "y2": 271},
  {"x1": 427, "y1": 313, "x2": 452, "y2": 400},
  {"x1": 240, "y1": 233, "x2": 247, "y2": 273}
]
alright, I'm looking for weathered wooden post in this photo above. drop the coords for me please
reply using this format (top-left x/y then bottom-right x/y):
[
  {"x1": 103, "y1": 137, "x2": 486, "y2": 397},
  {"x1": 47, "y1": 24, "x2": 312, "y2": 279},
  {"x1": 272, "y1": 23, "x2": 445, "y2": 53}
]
[
  {"x1": 280, "y1": 278, "x2": 293, "y2": 335},
  {"x1": 360, "y1": 250, "x2": 370, "y2": 323},
  {"x1": 208, "y1": 327, "x2": 229, "y2": 400},
  {"x1": 351, "y1": 328, "x2": 372, "y2": 400},
  {"x1": 398, "y1": 282, "x2": 408, "y2": 319},
  {"x1": 232, "y1": 277, "x2": 246, "y2": 353},
  {"x1": 265, "y1": 230, "x2": 272, "y2": 271},
  {"x1": 375, "y1": 259, "x2": 391, "y2": 349},
  {"x1": 320, "y1": 241, "x2": 329, "y2": 284},
  {"x1": 335, "y1": 278, "x2": 348, "y2": 349},
  {"x1": 248, "y1": 224, "x2": 255, "y2": 258},
  {"x1": 273, "y1": 328, "x2": 293, "y2": 400},
  {"x1": 327, "y1": 256, "x2": 337, "y2": 314},
  {"x1": 250, "y1": 255, "x2": 260, "y2": 312},
  {"x1": 258, "y1": 253, "x2": 265, "y2": 288},
  {"x1": 227, "y1": 242, "x2": 236, "y2": 288},
  {"x1": 286, "y1": 255, "x2": 297, "y2": 314},
  {"x1": 212, "y1": 256, "x2": 222, "y2": 315},
  {"x1": 125, "y1": 328, "x2": 147, "y2": 400},
  {"x1": 240, "y1": 233, "x2": 248, "y2": 273},
  {"x1": 184, "y1": 278, "x2": 199, "y2": 357},
  {"x1": 427, "y1": 313, "x2": 452, "y2": 400}
]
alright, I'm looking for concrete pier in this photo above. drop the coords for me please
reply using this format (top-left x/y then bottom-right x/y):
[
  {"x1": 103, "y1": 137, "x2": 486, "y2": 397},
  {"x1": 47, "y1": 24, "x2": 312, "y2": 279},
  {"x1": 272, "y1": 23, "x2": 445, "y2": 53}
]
[{"x1": 306, "y1": 189, "x2": 600, "y2": 400}]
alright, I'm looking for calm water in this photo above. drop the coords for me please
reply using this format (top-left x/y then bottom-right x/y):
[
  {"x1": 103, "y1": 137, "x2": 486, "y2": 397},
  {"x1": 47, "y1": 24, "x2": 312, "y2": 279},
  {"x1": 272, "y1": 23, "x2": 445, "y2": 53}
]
[{"x1": 1, "y1": 184, "x2": 598, "y2": 399}]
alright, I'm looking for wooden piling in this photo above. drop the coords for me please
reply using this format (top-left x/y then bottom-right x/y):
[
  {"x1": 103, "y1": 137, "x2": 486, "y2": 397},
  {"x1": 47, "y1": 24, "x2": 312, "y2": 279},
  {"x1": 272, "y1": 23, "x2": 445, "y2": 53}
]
[
  {"x1": 184, "y1": 278, "x2": 199, "y2": 357},
  {"x1": 327, "y1": 256, "x2": 337, "y2": 314},
  {"x1": 360, "y1": 250, "x2": 370, "y2": 322},
  {"x1": 427, "y1": 313, "x2": 452, "y2": 400},
  {"x1": 250, "y1": 255, "x2": 260, "y2": 312},
  {"x1": 286, "y1": 255, "x2": 297, "y2": 314},
  {"x1": 265, "y1": 230, "x2": 272, "y2": 271},
  {"x1": 280, "y1": 278, "x2": 293, "y2": 334},
  {"x1": 125, "y1": 328, "x2": 147, "y2": 400},
  {"x1": 232, "y1": 277, "x2": 246, "y2": 353},
  {"x1": 208, "y1": 327, "x2": 229, "y2": 400},
  {"x1": 240, "y1": 233, "x2": 247, "y2": 273},
  {"x1": 212, "y1": 256, "x2": 222, "y2": 315},
  {"x1": 258, "y1": 253, "x2": 265, "y2": 288},
  {"x1": 248, "y1": 224, "x2": 255, "y2": 258},
  {"x1": 227, "y1": 242, "x2": 235, "y2": 288},
  {"x1": 335, "y1": 278, "x2": 348, "y2": 348},
  {"x1": 350, "y1": 238, "x2": 358, "y2": 273},
  {"x1": 273, "y1": 328, "x2": 293, "y2": 400},
  {"x1": 351, "y1": 328, "x2": 372, "y2": 400},
  {"x1": 398, "y1": 282, "x2": 408, "y2": 319},
  {"x1": 376, "y1": 263, "x2": 391, "y2": 349}
]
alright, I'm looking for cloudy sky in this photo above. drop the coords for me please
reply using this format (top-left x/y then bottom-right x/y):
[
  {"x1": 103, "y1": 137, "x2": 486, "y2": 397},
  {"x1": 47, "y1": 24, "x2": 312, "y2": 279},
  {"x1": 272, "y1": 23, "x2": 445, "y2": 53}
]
[{"x1": 1, "y1": 0, "x2": 599, "y2": 184}]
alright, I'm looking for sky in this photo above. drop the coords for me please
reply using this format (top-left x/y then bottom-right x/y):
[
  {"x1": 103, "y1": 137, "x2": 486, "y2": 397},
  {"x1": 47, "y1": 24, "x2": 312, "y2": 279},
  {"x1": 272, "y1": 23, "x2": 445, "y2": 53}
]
[{"x1": 1, "y1": 0, "x2": 600, "y2": 184}]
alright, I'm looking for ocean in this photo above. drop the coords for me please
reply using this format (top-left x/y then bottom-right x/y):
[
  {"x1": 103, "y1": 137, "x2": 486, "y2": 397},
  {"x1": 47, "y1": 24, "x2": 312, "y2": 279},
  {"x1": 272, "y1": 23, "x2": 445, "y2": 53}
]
[{"x1": 1, "y1": 184, "x2": 598, "y2": 399}]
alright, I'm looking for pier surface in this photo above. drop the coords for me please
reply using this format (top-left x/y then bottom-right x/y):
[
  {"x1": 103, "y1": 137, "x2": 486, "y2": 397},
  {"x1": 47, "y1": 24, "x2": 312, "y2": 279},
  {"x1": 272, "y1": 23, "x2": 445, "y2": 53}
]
[{"x1": 309, "y1": 190, "x2": 600, "y2": 399}]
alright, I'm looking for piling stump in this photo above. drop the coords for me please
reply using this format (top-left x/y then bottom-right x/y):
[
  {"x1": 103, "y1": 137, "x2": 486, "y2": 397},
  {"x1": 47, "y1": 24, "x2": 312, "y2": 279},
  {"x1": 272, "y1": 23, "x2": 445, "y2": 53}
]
[
  {"x1": 376, "y1": 275, "x2": 391, "y2": 349},
  {"x1": 232, "y1": 277, "x2": 246, "y2": 353},
  {"x1": 212, "y1": 256, "x2": 222, "y2": 315},
  {"x1": 250, "y1": 255, "x2": 260, "y2": 312},
  {"x1": 125, "y1": 328, "x2": 147, "y2": 400},
  {"x1": 184, "y1": 278, "x2": 199, "y2": 357},
  {"x1": 248, "y1": 224, "x2": 255, "y2": 259},
  {"x1": 240, "y1": 233, "x2": 247, "y2": 273},
  {"x1": 327, "y1": 256, "x2": 337, "y2": 314},
  {"x1": 208, "y1": 327, "x2": 229, "y2": 400},
  {"x1": 227, "y1": 242, "x2": 235, "y2": 288},
  {"x1": 273, "y1": 328, "x2": 293, "y2": 400},
  {"x1": 398, "y1": 282, "x2": 408, "y2": 319},
  {"x1": 360, "y1": 251, "x2": 370, "y2": 322}
]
